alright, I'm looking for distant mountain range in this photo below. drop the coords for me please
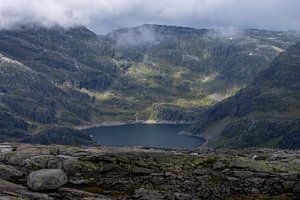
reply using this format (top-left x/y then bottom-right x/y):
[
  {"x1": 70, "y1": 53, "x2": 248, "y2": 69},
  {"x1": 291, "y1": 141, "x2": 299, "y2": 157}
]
[{"x1": 0, "y1": 24, "x2": 299, "y2": 145}]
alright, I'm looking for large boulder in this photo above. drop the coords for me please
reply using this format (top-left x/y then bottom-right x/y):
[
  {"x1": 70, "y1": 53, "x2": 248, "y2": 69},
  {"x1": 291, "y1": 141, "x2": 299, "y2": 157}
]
[{"x1": 27, "y1": 169, "x2": 67, "y2": 191}]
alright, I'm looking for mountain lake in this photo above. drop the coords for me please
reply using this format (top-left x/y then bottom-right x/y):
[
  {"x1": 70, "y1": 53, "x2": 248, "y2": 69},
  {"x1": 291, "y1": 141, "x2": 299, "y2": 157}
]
[{"x1": 86, "y1": 123, "x2": 204, "y2": 149}]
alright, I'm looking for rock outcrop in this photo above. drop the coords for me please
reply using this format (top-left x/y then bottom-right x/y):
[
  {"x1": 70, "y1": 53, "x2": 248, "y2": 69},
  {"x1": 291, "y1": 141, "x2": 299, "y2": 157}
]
[
  {"x1": 0, "y1": 143, "x2": 299, "y2": 199},
  {"x1": 27, "y1": 169, "x2": 67, "y2": 191}
]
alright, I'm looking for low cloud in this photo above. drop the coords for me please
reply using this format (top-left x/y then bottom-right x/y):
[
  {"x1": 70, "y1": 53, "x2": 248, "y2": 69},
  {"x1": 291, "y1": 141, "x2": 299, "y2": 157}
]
[{"x1": 0, "y1": 0, "x2": 299, "y2": 33}]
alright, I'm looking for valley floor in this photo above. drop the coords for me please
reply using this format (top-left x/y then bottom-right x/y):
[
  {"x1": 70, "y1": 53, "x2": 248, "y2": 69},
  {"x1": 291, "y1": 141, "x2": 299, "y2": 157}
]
[{"x1": 0, "y1": 143, "x2": 300, "y2": 199}]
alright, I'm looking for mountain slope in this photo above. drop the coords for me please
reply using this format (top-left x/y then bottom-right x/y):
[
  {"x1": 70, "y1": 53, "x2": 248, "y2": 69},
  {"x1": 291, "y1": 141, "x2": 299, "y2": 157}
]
[
  {"x1": 189, "y1": 42, "x2": 300, "y2": 149},
  {"x1": 1, "y1": 25, "x2": 298, "y2": 122},
  {"x1": 106, "y1": 25, "x2": 300, "y2": 120},
  {"x1": 0, "y1": 26, "x2": 115, "y2": 90},
  {"x1": 0, "y1": 53, "x2": 94, "y2": 142},
  {"x1": 0, "y1": 24, "x2": 299, "y2": 143}
]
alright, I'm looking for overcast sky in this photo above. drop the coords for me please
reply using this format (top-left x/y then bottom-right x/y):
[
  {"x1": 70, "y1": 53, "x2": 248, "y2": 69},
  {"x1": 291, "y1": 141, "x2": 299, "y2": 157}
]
[{"x1": 0, "y1": 0, "x2": 299, "y2": 34}]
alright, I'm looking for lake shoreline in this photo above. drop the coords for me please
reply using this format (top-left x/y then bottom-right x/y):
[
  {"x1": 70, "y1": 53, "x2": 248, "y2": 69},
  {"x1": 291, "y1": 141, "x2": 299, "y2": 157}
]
[
  {"x1": 85, "y1": 122, "x2": 204, "y2": 149},
  {"x1": 177, "y1": 130, "x2": 206, "y2": 142},
  {"x1": 76, "y1": 120, "x2": 206, "y2": 149},
  {"x1": 75, "y1": 120, "x2": 194, "y2": 130}
]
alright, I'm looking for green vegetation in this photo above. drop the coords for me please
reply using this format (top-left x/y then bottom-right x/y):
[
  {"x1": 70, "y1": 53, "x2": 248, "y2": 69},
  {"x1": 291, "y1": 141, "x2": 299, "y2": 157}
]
[
  {"x1": 191, "y1": 42, "x2": 300, "y2": 149},
  {"x1": 0, "y1": 24, "x2": 299, "y2": 143}
]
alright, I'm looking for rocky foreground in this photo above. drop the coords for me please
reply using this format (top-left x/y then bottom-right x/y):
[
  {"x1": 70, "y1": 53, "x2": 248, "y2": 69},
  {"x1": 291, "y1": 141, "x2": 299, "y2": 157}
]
[{"x1": 0, "y1": 143, "x2": 300, "y2": 200}]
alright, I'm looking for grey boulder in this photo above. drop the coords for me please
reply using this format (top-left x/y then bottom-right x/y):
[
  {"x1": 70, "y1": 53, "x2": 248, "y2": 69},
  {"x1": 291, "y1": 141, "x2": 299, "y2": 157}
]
[{"x1": 27, "y1": 169, "x2": 67, "y2": 191}]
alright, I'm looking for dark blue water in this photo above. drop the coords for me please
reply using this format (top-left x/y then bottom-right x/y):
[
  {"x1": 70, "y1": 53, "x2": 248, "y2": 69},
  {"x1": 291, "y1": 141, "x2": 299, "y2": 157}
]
[{"x1": 86, "y1": 123, "x2": 204, "y2": 149}]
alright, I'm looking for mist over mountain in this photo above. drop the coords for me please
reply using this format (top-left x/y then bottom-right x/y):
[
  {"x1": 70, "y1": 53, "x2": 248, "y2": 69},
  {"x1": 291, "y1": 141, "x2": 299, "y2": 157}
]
[
  {"x1": 0, "y1": 0, "x2": 300, "y2": 33},
  {"x1": 2, "y1": 1, "x2": 300, "y2": 199},
  {"x1": 0, "y1": 24, "x2": 299, "y2": 144}
]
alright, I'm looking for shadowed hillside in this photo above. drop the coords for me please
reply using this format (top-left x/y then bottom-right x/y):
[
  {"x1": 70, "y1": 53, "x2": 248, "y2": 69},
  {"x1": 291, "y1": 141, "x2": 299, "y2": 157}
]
[
  {"x1": 190, "y1": 42, "x2": 300, "y2": 149},
  {"x1": 0, "y1": 24, "x2": 299, "y2": 143}
]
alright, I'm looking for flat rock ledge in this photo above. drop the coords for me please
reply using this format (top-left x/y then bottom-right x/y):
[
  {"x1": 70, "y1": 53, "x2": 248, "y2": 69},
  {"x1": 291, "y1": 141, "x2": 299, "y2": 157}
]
[{"x1": 0, "y1": 143, "x2": 299, "y2": 200}]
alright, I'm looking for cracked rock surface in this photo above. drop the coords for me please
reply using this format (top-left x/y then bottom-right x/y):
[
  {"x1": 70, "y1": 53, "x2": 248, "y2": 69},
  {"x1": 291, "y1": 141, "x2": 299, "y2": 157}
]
[{"x1": 0, "y1": 143, "x2": 299, "y2": 199}]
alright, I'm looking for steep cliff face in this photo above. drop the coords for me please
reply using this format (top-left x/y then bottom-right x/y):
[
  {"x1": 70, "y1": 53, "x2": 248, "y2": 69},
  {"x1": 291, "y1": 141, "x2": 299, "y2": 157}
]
[{"x1": 190, "y1": 42, "x2": 300, "y2": 149}]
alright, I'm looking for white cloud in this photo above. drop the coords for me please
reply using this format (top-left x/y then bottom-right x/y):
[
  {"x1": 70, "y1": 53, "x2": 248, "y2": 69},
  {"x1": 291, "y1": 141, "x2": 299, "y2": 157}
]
[{"x1": 0, "y1": 0, "x2": 299, "y2": 33}]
